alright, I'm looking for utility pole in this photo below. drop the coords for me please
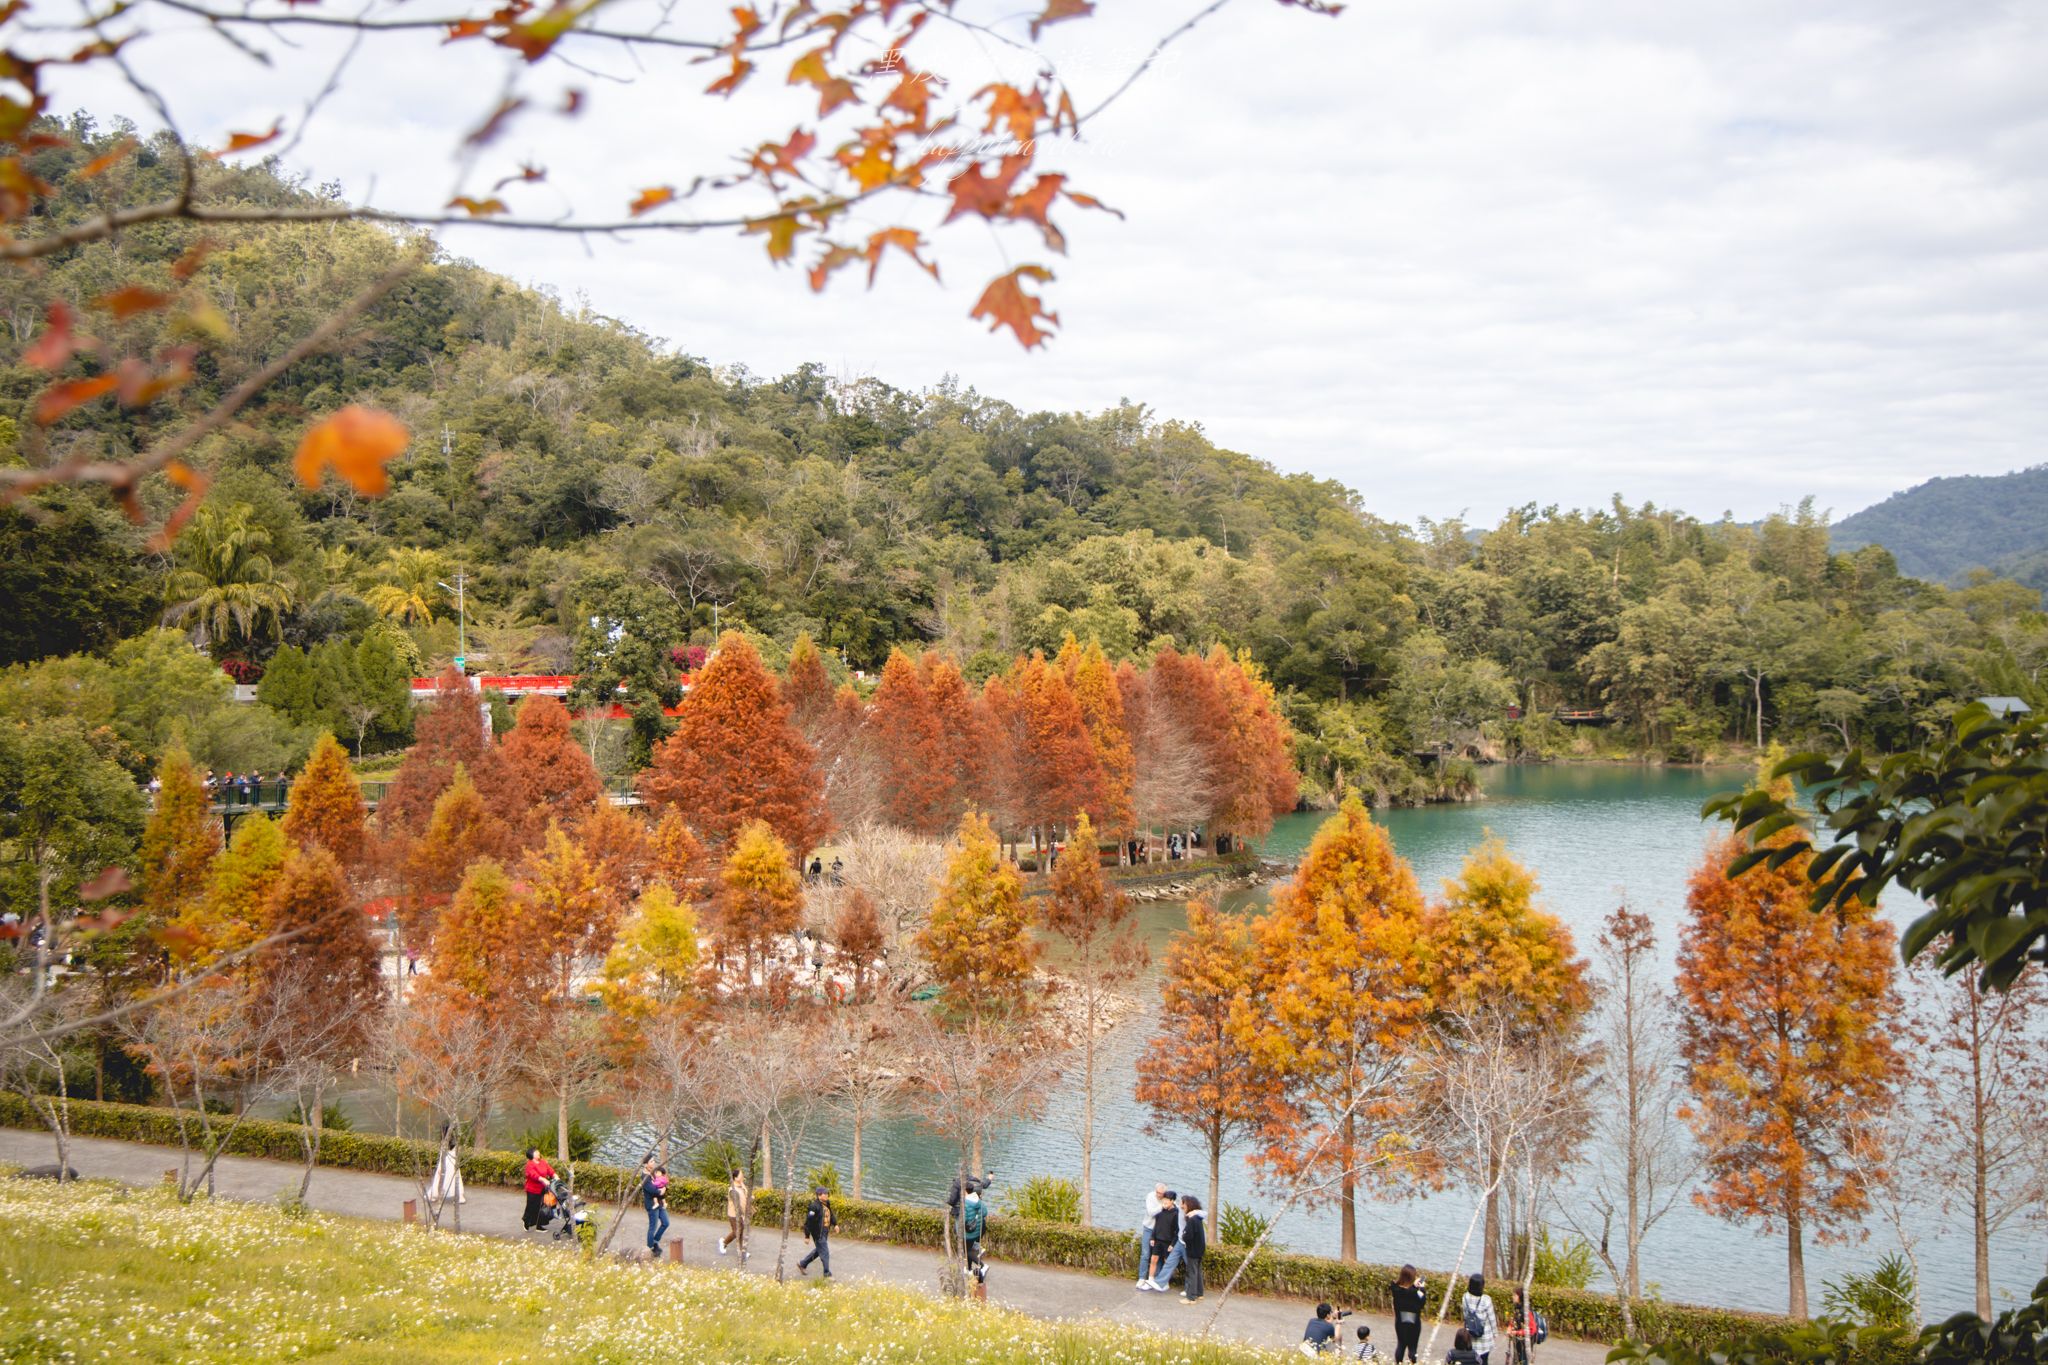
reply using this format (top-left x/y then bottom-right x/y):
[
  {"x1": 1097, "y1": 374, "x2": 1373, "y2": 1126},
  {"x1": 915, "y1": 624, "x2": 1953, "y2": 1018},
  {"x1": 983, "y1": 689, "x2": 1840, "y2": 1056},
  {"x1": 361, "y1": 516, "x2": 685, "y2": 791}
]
[{"x1": 438, "y1": 570, "x2": 468, "y2": 672}]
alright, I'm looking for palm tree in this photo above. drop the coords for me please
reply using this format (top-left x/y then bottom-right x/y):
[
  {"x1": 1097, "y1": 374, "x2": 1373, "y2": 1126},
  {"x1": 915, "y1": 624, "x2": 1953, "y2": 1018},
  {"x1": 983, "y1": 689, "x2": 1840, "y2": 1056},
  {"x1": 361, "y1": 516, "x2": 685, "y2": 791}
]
[
  {"x1": 163, "y1": 503, "x2": 296, "y2": 652},
  {"x1": 364, "y1": 547, "x2": 449, "y2": 626}
]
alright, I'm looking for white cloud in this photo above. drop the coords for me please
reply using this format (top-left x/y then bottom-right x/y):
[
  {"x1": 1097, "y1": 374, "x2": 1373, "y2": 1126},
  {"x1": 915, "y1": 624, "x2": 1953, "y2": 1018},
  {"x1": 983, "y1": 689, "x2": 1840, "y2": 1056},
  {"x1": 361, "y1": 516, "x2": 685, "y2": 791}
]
[{"x1": 41, "y1": 0, "x2": 2048, "y2": 525}]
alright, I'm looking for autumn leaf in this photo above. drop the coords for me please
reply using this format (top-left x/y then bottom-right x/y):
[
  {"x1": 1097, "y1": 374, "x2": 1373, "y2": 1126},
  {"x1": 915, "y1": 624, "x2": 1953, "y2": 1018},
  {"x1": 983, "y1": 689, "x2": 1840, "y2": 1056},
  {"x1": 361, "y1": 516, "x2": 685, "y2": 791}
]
[
  {"x1": 705, "y1": 55, "x2": 754, "y2": 97},
  {"x1": 208, "y1": 121, "x2": 283, "y2": 159},
  {"x1": 115, "y1": 347, "x2": 195, "y2": 407},
  {"x1": 33, "y1": 373, "x2": 117, "y2": 424},
  {"x1": 1029, "y1": 0, "x2": 1094, "y2": 40},
  {"x1": 91, "y1": 285, "x2": 174, "y2": 320},
  {"x1": 20, "y1": 300, "x2": 76, "y2": 371},
  {"x1": 77, "y1": 866, "x2": 133, "y2": 902},
  {"x1": 787, "y1": 47, "x2": 859, "y2": 116},
  {"x1": 971, "y1": 265, "x2": 1059, "y2": 348},
  {"x1": 293, "y1": 405, "x2": 410, "y2": 496},
  {"x1": 447, "y1": 195, "x2": 510, "y2": 217},
  {"x1": 944, "y1": 155, "x2": 1029, "y2": 222},
  {"x1": 561, "y1": 88, "x2": 585, "y2": 115},
  {"x1": 492, "y1": 163, "x2": 547, "y2": 192},
  {"x1": 465, "y1": 97, "x2": 528, "y2": 147},
  {"x1": 147, "y1": 458, "x2": 212, "y2": 551},
  {"x1": 745, "y1": 211, "x2": 810, "y2": 263},
  {"x1": 860, "y1": 227, "x2": 937, "y2": 286},
  {"x1": 629, "y1": 185, "x2": 677, "y2": 217},
  {"x1": 170, "y1": 238, "x2": 217, "y2": 280},
  {"x1": 78, "y1": 136, "x2": 137, "y2": 177}
]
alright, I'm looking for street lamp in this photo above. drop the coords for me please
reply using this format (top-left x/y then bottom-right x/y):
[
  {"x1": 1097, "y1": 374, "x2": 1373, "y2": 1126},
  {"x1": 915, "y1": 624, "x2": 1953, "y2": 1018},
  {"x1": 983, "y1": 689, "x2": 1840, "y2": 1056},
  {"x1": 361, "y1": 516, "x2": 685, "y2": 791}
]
[{"x1": 437, "y1": 570, "x2": 467, "y2": 672}]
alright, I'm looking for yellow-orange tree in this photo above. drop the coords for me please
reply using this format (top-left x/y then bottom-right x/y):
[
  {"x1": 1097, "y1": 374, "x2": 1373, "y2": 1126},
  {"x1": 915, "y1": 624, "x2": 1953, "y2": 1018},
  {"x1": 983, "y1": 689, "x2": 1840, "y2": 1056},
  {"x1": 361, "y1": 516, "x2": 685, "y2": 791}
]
[
  {"x1": 598, "y1": 881, "x2": 702, "y2": 1021},
  {"x1": 1059, "y1": 637, "x2": 1137, "y2": 840},
  {"x1": 1042, "y1": 810, "x2": 1144, "y2": 1225},
  {"x1": 714, "y1": 819, "x2": 804, "y2": 993},
  {"x1": 916, "y1": 810, "x2": 1038, "y2": 1030},
  {"x1": 641, "y1": 632, "x2": 829, "y2": 857},
  {"x1": 401, "y1": 763, "x2": 497, "y2": 948},
  {"x1": 1237, "y1": 798, "x2": 1432, "y2": 1262},
  {"x1": 280, "y1": 733, "x2": 367, "y2": 872},
  {"x1": 499, "y1": 695, "x2": 602, "y2": 850},
  {"x1": 174, "y1": 812, "x2": 284, "y2": 964},
  {"x1": 1675, "y1": 829, "x2": 1903, "y2": 1320},
  {"x1": 1425, "y1": 835, "x2": 1594, "y2": 1276},
  {"x1": 138, "y1": 744, "x2": 217, "y2": 925},
  {"x1": 518, "y1": 822, "x2": 620, "y2": 1162},
  {"x1": 1135, "y1": 897, "x2": 1273, "y2": 1219}
]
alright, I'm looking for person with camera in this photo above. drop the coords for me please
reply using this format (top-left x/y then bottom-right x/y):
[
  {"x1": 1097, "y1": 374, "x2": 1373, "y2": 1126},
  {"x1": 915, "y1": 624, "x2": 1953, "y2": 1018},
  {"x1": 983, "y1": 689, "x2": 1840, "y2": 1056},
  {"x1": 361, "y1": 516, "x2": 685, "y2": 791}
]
[
  {"x1": 1390, "y1": 1265, "x2": 1427, "y2": 1362},
  {"x1": 798, "y1": 1185, "x2": 835, "y2": 1278},
  {"x1": 1302, "y1": 1302, "x2": 1352, "y2": 1353}
]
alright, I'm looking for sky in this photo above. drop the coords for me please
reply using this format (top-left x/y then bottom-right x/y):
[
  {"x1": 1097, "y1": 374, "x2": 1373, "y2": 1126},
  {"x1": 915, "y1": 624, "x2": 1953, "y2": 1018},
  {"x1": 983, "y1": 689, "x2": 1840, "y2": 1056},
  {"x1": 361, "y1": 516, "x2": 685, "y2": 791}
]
[{"x1": 41, "y1": 0, "x2": 2048, "y2": 526}]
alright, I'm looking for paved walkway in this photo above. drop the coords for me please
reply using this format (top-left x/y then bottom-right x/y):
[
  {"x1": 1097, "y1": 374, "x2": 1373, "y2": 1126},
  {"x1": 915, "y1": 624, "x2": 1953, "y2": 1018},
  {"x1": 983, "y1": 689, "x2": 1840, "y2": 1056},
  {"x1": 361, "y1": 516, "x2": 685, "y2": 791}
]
[{"x1": 1, "y1": 1130, "x2": 1607, "y2": 1363}]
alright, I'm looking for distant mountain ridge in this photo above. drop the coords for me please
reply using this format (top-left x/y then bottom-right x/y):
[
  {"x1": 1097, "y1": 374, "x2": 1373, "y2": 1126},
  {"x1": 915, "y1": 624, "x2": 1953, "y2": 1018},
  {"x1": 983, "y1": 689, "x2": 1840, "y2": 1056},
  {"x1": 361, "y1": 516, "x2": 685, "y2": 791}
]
[{"x1": 1832, "y1": 465, "x2": 2048, "y2": 593}]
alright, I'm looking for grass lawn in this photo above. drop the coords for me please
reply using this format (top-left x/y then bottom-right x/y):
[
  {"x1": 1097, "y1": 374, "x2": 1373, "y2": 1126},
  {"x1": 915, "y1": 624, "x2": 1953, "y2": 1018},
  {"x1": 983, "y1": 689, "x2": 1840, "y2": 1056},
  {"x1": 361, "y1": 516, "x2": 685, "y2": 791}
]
[{"x1": 0, "y1": 1175, "x2": 1285, "y2": 1363}]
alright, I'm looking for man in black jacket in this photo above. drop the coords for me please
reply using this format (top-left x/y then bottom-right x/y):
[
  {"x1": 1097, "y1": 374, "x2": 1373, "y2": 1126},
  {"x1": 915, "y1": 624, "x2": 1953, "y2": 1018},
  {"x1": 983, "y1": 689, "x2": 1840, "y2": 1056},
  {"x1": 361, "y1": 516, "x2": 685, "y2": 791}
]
[
  {"x1": 798, "y1": 1186, "x2": 835, "y2": 1277},
  {"x1": 1141, "y1": 1191, "x2": 1180, "y2": 1291}
]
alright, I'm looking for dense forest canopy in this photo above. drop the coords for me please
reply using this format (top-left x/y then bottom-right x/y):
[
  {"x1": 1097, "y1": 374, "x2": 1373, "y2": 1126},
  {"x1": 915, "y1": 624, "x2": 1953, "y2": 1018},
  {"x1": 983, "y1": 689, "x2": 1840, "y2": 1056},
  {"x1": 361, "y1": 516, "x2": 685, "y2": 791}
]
[{"x1": 6, "y1": 118, "x2": 2046, "y2": 802}]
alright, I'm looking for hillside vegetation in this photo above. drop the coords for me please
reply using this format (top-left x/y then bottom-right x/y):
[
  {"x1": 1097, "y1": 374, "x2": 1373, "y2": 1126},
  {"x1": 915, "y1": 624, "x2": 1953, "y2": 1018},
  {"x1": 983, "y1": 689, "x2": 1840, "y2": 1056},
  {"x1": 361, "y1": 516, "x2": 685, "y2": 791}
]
[
  {"x1": 1831, "y1": 465, "x2": 2048, "y2": 594},
  {"x1": 6, "y1": 115, "x2": 2046, "y2": 796}
]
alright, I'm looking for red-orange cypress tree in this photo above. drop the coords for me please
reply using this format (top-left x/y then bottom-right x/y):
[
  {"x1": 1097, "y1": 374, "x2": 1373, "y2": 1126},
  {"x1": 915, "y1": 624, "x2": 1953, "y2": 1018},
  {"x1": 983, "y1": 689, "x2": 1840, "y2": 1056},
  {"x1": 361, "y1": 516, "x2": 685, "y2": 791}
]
[
  {"x1": 499, "y1": 695, "x2": 602, "y2": 846},
  {"x1": 572, "y1": 801, "x2": 653, "y2": 905},
  {"x1": 783, "y1": 632, "x2": 838, "y2": 745},
  {"x1": 1139, "y1": 646, "x2": 1230, "y2": 849},
  {"x1": 1058, "y1": 637, "x2": 1136, "y2": 839},
  {"x1": 647, "y1": 808, "x2": 714, "y2": 906},
  {"x1": 256, "y1": 844, "x2": 383, "y2": 1056},
  {"x1": 978, "y1": 672, "x2": 1026, "y2": 849},
  {"x1": 922, "y1": 652, "x2": 992, "y2": 825},
  {"x1": 869, "y1": 648, "x2": 949, "y2": 833},
  {"x1": 402, "y1": 764, "x2": 497, "y2": 947},
  {"x1": 378, "y1": 668, "x2": 502, "y2": 838},
  {"x1": 640, "y1": 632, "x2": 829, "y2": 857},
  {"x1": 281, "y1": 733, "x2": 368, "y2": 872},
  {"x1": 1205, "y1": 646, "x2": 1298, "y2": 846},
  {"x1": 1007, "y1": 652, "x2": 1103, "y2": 847},
  {"x1": 1675, "y1": 827, "x2": 1904, "y2": 1319}
]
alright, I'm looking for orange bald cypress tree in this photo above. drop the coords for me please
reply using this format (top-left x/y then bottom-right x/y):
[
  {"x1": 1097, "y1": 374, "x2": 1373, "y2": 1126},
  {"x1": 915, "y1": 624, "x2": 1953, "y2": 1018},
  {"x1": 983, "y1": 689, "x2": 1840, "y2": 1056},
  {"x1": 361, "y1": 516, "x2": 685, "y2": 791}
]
[
  {"x1": 281, "y1": 733, "x2": 368, "y2": 871},
  {"x1": 1206, "y1": 647, "x2": 1298, "y2": 846},
  {"x1": 978, "y1": 672, "x2": 1026, "y2": 849},
  {"x1": 1007, "y1": 652, "x2": 1103, "y2": 847},
  {"x1": 917, "y1": 811, "x2": 1037, "y2": 1027},
  {"x1": 1141, "y1": 646, "x2": 1230, "y2": 848},
  {"x1": 647, "y1": 808, "x2": 714, "y2": 906},
  {"x1": 378, "y1": 668, "x2": 502, "y2": 838},
  {"x1": 1237, "y1": 798, "x2": 1433, "y2": 1262},
  {"x1": 499, "y1": 695, "x2": 602, "y2": 845},
  {"x1": 429, "y1": 859, "x2": 548, "y2": 1028},
  {"x1": 714, "y1": 820, "x2": 804, "y2": 990},
  {"x1": 640, "y1": 632, "x2": 829, "y2": 857},
  {"x1": 1136, "y1": 898, "x2": 1272, "y2": 1218},
  {"x1": 1059, "y1": 637, "x2": 1136, "y2": 839},
  {"x1": 402, "y1": 764, "x2": 497, "y2": 946},
  {"x1": 572, "y1": 801, "x2": 652, "y2": 906},
  {"x1": 922, "y1": 651, "x2": 991, "y2": 827},
  {"x1": 1675, "y1": 828, "x2": 1903, "y2": 1319},
  {"x1": 256, "y1": 844, "x2": 383, "y2": 1056},
  {"x1": 139, "y1": 745, "x2": 219, "y2": 925},
  {"x1": 869, "y1": 648, "x2": 949, "y2": 833},
  {"x1": 783, "y1": 633, "x2": 837, "y2": 744}
]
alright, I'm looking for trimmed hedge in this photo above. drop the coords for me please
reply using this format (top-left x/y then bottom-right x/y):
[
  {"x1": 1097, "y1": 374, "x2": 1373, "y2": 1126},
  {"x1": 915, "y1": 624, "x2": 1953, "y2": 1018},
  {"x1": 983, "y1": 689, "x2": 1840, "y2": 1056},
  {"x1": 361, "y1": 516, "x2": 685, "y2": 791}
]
[{"x1": 0, "y1": 1094, "x2": 1867, "y2": 1357}]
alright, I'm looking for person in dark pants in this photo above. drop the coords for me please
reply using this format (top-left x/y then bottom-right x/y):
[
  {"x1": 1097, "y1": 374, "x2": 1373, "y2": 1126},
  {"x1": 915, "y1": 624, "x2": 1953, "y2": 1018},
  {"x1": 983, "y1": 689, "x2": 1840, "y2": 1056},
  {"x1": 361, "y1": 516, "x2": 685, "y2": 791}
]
[
  {"x1": 961, "y1": 1184, "x2": 988, "y2": 1283},
  {"x1": 798, "y1": 1186, "x2": 835, "y2": 1277},
  {"x1": 1177, "y1": 1196, "x2": 1206, "y2": 1302},
  {"x1": 521, "y1": 1147, "x2": 555, "y2": 1231},
  {"x1": 1390, "y1": 1264, "x2": 1426, "y2": 1362},
  {"x1": 640, "y1": 1156, "x2": 670, "y2": 1256}
]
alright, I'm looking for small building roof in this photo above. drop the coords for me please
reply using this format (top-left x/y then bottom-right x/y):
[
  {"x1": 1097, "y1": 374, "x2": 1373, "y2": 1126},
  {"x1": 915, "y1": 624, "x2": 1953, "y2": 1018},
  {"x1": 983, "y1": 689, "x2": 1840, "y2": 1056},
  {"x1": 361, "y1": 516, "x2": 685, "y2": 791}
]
[{"x1": 1979, "y1": 696, "x2": 2033, "y2": 716}]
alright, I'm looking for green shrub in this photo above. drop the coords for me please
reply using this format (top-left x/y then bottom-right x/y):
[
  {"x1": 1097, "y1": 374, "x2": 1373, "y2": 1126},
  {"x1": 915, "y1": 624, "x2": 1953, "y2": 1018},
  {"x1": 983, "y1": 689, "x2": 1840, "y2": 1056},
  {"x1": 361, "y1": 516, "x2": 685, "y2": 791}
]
[
  {"x1": 691, "y1": 1138, "x2": 747, "y2": 1184},
  {"x1": 804, "y1": 1162, "x2": 842, "y2": 1197},
  {"x1": 1532, "y1": 1225, "x2": 1597, "y2": 1291},
  {"x1": 1002, "y1": 1176, "x2": 1079, "y2": 1224},
  {"x1": 283, "y1": 1101, "x2": 353, "y2": 1133},
  {"x1": 1823, "y1": 1254, "x2": 1917, "y2": 1332},
  {"x1": 513, "y1": 1116, "x2": 598, "y2": 1163},
  {"x1": 1216, "y1": 1202, "x2": 1271, "y2": 1249}
]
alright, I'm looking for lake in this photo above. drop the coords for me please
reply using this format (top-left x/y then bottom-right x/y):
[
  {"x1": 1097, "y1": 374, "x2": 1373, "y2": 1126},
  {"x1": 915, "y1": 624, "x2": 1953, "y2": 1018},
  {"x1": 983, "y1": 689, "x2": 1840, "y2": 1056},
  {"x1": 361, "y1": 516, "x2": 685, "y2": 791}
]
[{"x1": 594, "y1": 763, "x2": 2046, "y2": 1320}]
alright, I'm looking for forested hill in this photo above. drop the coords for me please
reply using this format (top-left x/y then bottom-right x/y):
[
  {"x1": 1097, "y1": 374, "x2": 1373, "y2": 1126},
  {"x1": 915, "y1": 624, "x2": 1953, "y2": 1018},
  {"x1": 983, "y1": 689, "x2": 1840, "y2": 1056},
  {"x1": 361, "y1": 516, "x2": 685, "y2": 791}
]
[
  {"x1": 1831, "y1": 466, "x2": 2048, "y2": 592},
  {"x1": 5, "y1": 116, "x2": 2046, "y2": 804}
]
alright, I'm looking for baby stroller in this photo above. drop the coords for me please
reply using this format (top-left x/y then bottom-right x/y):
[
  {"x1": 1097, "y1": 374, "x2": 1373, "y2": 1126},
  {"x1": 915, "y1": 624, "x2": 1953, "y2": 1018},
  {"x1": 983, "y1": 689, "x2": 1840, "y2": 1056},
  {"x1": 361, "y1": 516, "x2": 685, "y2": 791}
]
[{"x1": 538, "y1": 1174, "x2": 589, "y2": 1244}]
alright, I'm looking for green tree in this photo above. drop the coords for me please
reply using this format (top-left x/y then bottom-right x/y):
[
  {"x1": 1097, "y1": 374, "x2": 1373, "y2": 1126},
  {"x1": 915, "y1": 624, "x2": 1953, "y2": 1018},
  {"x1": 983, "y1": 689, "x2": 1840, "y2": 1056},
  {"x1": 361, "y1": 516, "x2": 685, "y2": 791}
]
[
  {"x1": 0, "y1": 494, "x2": 156, "y2": 667},
  {"x1": 256, "y1": 645, "x2": 323, "y2": 728},
  {"x1": 162, "y1": 503, "x2": 297, "y2": 653},
  {"x1": 0, "y1": 719, "x2": 144, "y2": 927}
]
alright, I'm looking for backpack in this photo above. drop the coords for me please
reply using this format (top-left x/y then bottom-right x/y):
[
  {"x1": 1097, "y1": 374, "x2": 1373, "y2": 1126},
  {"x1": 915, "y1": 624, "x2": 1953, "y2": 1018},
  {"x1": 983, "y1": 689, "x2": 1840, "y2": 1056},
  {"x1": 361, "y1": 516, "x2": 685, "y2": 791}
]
[
  {"x1": 1532, "y1": 1310, "x2": 1548, "y2": 1345},
  {"x1": 1462, "y1": 1297, "x2": 1487, "y2": 1341}
]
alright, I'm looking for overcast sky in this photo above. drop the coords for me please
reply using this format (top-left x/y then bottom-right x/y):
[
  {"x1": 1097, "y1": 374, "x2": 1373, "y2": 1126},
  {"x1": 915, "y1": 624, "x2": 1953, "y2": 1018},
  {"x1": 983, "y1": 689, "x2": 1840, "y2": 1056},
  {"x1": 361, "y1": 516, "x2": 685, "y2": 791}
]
[{"x1": 51, "y1": 0, "x2": 2048, "y2": 526}]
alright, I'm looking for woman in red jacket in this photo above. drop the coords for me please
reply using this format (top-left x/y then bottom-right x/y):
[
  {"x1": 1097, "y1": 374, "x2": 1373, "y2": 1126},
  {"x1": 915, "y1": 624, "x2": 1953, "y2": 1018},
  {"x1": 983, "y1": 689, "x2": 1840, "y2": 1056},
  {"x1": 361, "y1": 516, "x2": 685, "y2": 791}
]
[{"x1": 521, "y1": 1148, "x2": 556, "y2": 1231}]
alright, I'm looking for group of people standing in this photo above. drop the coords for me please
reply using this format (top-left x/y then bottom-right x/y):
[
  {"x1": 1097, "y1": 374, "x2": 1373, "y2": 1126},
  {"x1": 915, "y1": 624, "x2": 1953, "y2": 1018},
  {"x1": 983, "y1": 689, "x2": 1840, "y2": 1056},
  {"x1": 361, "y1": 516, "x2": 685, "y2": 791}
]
[
  {"x1": 1305, "y1": 1271, "x2": 1541, "y2": 1364},
  {"x1": 1134, "y1": 1183, "x2": 1209, "y2": 1302}
]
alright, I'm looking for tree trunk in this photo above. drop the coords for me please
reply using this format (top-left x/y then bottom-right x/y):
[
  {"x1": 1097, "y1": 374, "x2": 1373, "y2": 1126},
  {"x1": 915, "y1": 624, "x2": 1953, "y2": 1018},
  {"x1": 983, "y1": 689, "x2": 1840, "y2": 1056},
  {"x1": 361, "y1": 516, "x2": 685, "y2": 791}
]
[
  {"x1": 851, "y1": 1113, "x2": 864, "y2": 1199},
  {"x1": 1482, "y1": 1144, "x2": 1501, "y2": 1276},
  {"x1": 1340, "y1": 1108, "x2": 1357, "y2": 1261},
  {"x1": 760, "y1": 1118, "x2": 772, "y2": 1187},
  {"x1": 1786, "y1": 1201, "x2": 1808, "y2": 1319},
  {"x1": 1208, "y1": 1132, "x2": 1222, "y2": 1230},
  {"x1": 557, "y1": 1092, "x2": 571, "y2": 1165},
  {"x1": 970, "y1": 1130, "x2": 983, "y2": 1175},
  {"x1": 1970, "y1": 990, "x2": 1992, "y2": 1319},
  {"x1": 1080, "y1": 993, "x2": 1096, "y2": 1226},
  {"x1": 1753, "y1": 672, "x2": 1764, "y2": 750}
]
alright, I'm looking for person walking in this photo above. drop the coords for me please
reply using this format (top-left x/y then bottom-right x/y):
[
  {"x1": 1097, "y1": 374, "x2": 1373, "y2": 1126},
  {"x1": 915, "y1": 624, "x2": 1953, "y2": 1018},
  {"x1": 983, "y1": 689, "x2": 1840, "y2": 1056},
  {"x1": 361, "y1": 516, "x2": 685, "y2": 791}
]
[
  {"x1": 640, "y1": 1156, "x2": 670, "y2": 1258},
  {"x1": 1142, "y1": 1190, "x2": 1179, "y2": 1291},
  {"x1": 1177, "y1": 1196, "x2": 1207, "y2": 1302},
  {"x1": 521, "y1": 1147, "x2": 556, "y2": 1231},
  {"x1": 719, "y1": 1168, "x2": 750, "y2": 1259},
  {"x1": 1390, "y1": 1265, "x2": 1427, "y2": 1362},
  {"x1": 798, "y1": 1186, "x2": 835, "y2": 1278},
  {"x1": 961, "y1": 1183, "x2": 988, "y2": 1283},
  {"x1": 1134, "y1": 1182, "x2": 1167, "y2": 1286},
  {"x1": 1460, "y1": 1275, "x2": 1498, "y2": 1365}
]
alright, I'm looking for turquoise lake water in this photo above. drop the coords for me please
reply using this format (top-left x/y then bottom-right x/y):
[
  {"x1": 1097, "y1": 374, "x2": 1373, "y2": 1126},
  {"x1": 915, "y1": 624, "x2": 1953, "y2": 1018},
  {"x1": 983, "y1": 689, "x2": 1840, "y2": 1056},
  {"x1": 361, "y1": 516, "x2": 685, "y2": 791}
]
[{"x1": 594, "y1": 764, "x2": 2043, "y2": 1319}]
